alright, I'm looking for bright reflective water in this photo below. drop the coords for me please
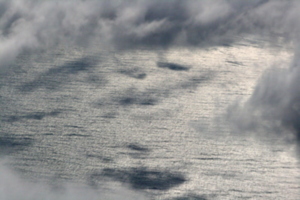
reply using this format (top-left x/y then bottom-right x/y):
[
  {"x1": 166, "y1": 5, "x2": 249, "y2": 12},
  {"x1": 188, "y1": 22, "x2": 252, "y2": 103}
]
[{"x1": 0, "y1": 38, "x2": 299, "y2": 199}]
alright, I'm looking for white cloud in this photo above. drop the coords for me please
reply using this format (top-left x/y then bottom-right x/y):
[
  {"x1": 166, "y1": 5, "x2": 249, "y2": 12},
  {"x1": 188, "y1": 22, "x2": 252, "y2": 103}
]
[{"x1": 0, "y1": 159, "x2": 148, "y2": 200}]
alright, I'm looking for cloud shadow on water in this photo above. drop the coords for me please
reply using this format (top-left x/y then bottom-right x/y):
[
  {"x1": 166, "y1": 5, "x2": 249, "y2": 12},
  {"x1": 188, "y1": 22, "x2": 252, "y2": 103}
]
[
  {"x1": 18, "y1": 57, "x2": 98, "y2": 92},
  {"x1": 118, "y1": 96, "x2": 157, "y2": 106},
  {"x1": 157, "y1": 62, "x2": 190, "y2": 71},
  {"x1": 96, "y1": 71, "x2": 213, "y2": 109},
  {"x1": 98, "y1": 167, "x2": 186, "y2": 191},
  {"x1": 179, "y1": 73, "x2": 214, "y2": 90},
  {"x1": 100, "y1": 88, "x2": 159, "y2": 107},
  {"x1": 127, "y1": 143, "x2": 150, "y2": 152},
  {"x1": 170, "y1": 194, "x2": 208, "y2": 200},
  {"x1": 0, "y1": 134, "x2": 34, "y2": 154},
  {"x1": 3, "y1": 110, "x2": 61, "y2": 123},
  {"x1": 86, "y1": 153, "x2": 113, "y2": 163},
  {"x1": 118, "y1": 68, "x2": 147, "y2": 80},
  {"x1": 126, "y1": 143, "x2": 150, "y2": 159}
]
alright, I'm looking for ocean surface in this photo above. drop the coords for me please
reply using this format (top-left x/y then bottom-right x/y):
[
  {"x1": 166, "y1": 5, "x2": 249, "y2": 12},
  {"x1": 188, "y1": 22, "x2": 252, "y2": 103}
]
[{"x1": 0, "y1": 37, "x2": 299, "y2": 200}]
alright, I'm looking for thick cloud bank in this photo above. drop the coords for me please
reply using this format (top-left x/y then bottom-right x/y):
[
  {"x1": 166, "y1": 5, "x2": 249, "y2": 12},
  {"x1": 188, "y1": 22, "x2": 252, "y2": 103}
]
[
  {"x1": 224, "y1": 2, "x2": 300, "y2": 150},
  {"x1": 0, "y1": 0, "x2": 298, "y2": 69},
  {"x1": 227, "y1": 55, "x2": 300, "y2": 146}
]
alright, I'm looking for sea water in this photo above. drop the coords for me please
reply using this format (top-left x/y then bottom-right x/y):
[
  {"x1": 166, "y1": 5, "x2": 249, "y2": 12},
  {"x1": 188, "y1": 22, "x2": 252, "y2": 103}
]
[{"x1": 0, "y1": 38, "x2": 299, "y2": 199}]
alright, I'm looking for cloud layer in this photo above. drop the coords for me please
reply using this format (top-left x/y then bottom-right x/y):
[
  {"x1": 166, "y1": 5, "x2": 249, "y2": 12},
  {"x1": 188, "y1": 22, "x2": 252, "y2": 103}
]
[{"x1": 1, "y1": 0, "x2": 298, "y2": 69}]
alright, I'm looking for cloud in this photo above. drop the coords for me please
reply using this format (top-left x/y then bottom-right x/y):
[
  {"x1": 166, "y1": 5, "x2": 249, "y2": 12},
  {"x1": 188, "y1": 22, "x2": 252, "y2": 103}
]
[
  {"x1": 226, "y1": 62, "x2": 300, "y2": 158},
  {"x1": 1, "y1": 0, "x2": 294, "y2": 71},
  {"x1": 227, "y1": 63, "x2": 300, "y2": 145},
  {"x1": 0, "y1": 160, "x2": 149, "y2": 200}
]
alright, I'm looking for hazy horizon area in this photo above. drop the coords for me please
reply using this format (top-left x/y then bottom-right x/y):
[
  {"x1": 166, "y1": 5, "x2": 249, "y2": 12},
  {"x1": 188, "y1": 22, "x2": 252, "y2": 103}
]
[{"x1": 0, "y1": 1, "x2": 299, "y2": 199}]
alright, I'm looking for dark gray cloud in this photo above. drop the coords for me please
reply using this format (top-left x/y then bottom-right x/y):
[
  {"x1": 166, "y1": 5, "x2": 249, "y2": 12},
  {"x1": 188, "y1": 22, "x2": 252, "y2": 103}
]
[{"x1": 1, "y1": 0, "x2": 297, "y2": 70}]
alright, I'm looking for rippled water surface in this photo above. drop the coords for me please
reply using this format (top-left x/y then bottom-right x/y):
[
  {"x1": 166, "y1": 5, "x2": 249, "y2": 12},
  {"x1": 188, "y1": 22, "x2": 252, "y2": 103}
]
[{"x1": 0, "y1": 39, "x2": 299, "y2": 199}]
